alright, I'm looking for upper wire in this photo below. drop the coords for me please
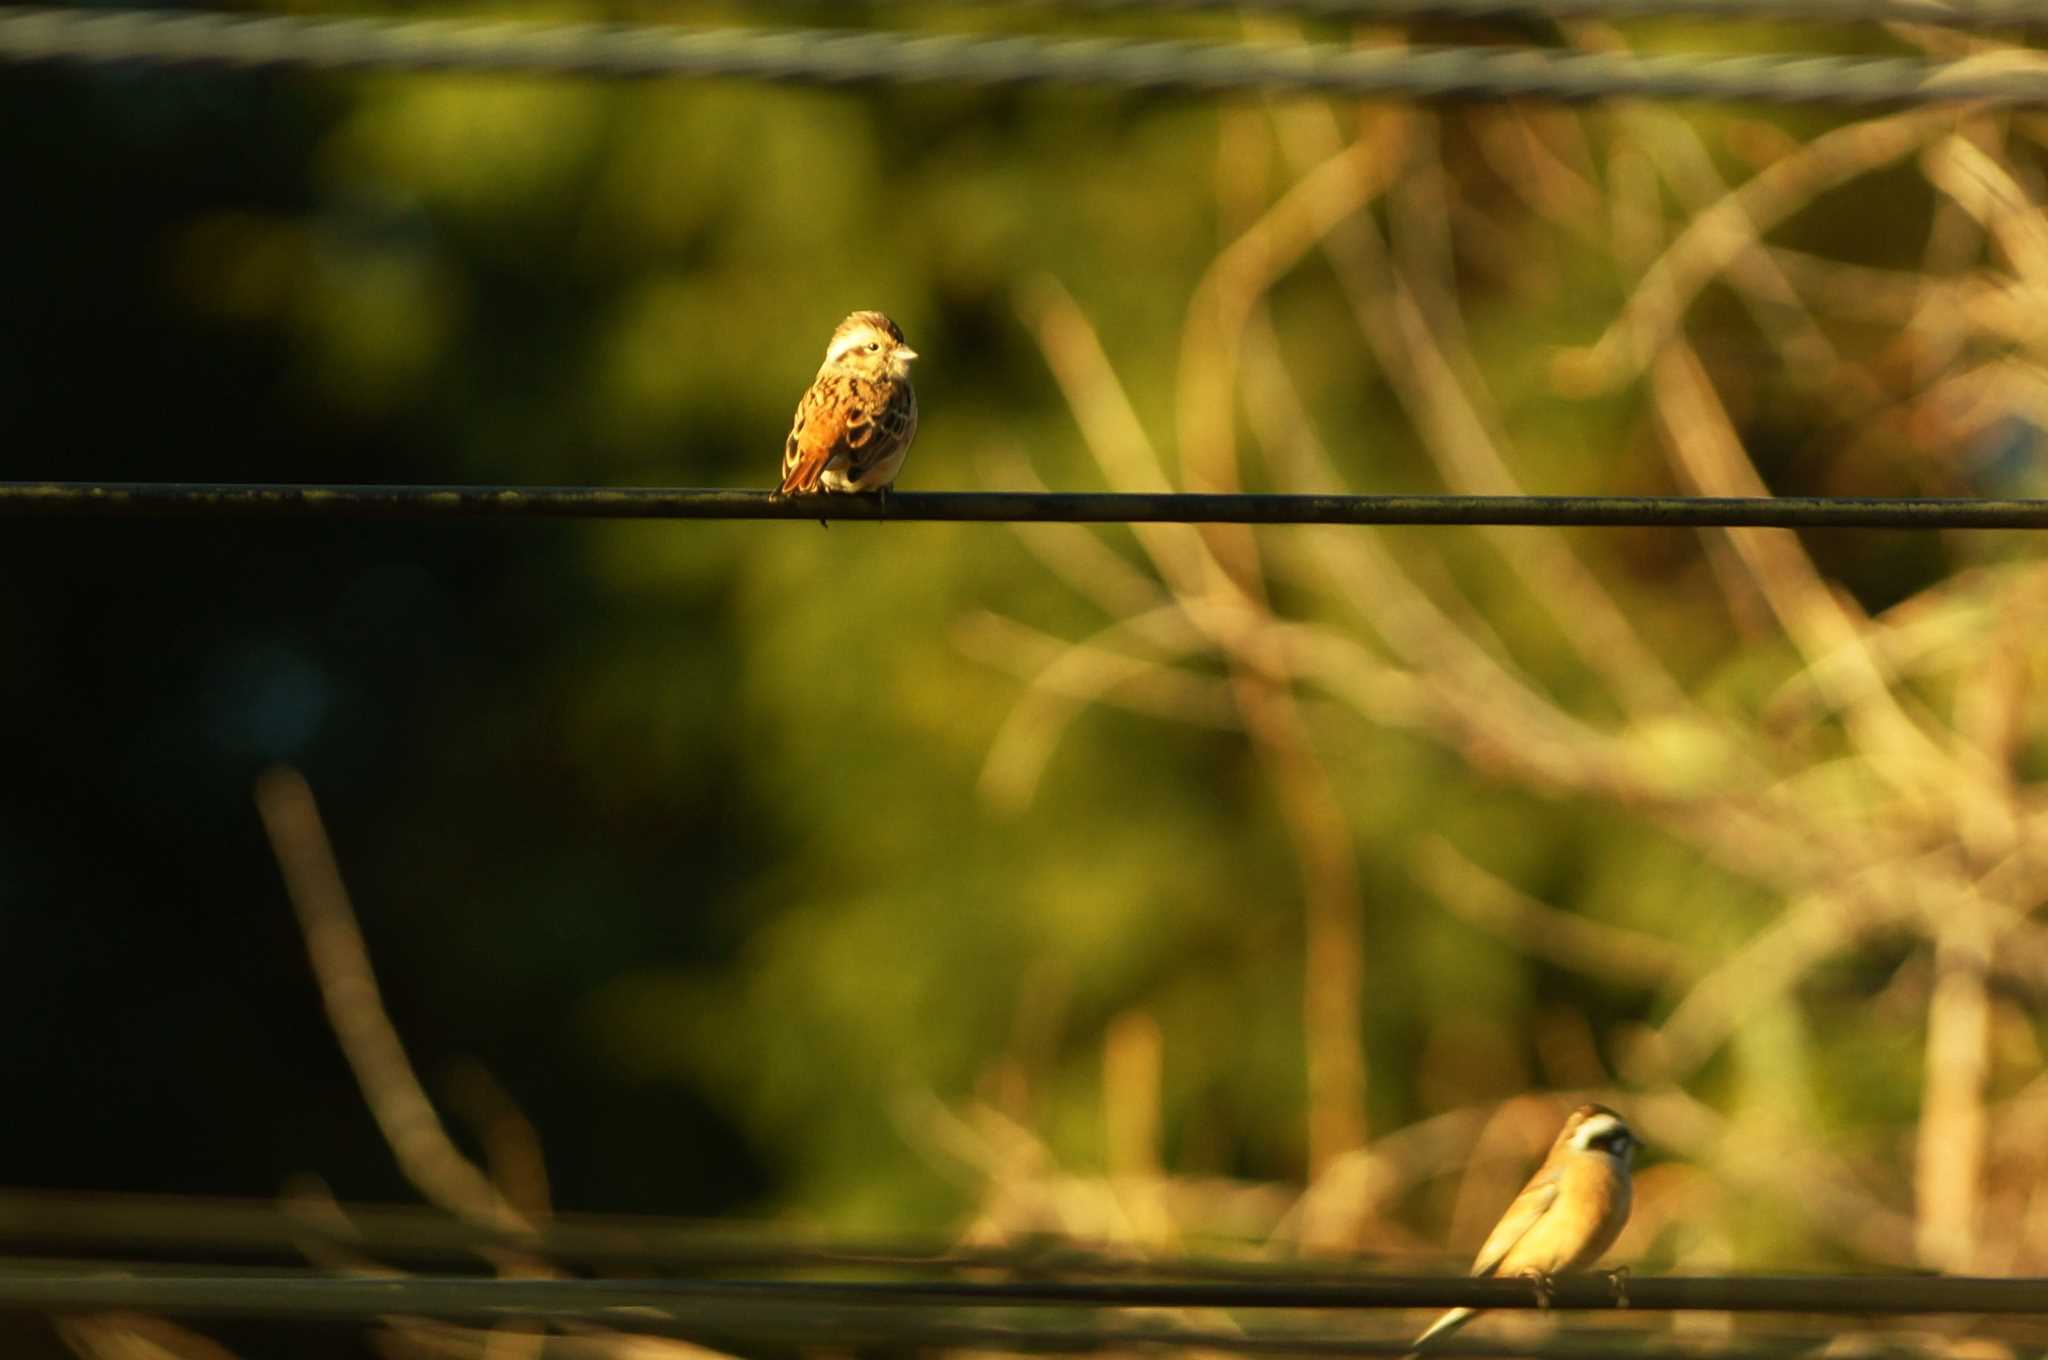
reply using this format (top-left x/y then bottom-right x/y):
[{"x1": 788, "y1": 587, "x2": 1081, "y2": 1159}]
[
  {"x1": 2, "y1": 7, "x2": 2046, "y2": 106},
  {"x1": 852, "y1": 0, "x2": 2045, "y2": 27}
]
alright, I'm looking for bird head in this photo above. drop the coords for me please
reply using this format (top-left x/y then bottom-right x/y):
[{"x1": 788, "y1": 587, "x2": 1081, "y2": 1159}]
[
  {"x1": 1562, "y1": 1104, "x2": 1639, "y2": 1168},
  {"x1": 823, "y1": 310, "x2": 918, "y2": 382}
]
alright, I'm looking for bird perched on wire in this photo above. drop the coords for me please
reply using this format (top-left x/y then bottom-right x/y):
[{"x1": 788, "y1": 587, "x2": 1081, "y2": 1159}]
[
  {"x1": 1410, "y1": 1103, "x2": 1639, "y2": 1354},
  {"x1": 778, "y1": 310, "x2": 920, "y2": 500}
]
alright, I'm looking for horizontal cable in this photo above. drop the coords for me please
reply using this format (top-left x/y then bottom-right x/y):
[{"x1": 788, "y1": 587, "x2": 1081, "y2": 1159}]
[
  {"x1": 1, "y1": 1266, "x2": 2046, "y2": 1317},
  {"x1": 0, "y1": 1265, "x2": 1980, "y2": 1358},
  {"x1": 2, "y1": 7, "x2": 2046, "y2": 106},
  {"x1": 6, "y1": 482, "x2": 2048, "y2": 528},
  {"x1": 869, "y1": 0, "x2": 2046, "y2": 28}
]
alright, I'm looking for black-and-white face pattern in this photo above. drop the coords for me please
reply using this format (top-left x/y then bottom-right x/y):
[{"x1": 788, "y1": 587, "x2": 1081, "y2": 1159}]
[
  {"x1": 1572, "y1": 1110, "x2": 1638, "y2": 1165},
  {"x1": 823, "y1": 311, "x2": 916, "y2": 382}
]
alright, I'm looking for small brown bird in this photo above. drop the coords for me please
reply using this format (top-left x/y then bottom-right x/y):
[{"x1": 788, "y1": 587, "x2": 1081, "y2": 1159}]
[
  {"x1": 1410, "y1": 1104, "x2": 1638, "y2": 1353},
  {"x1": 779, "y1": 311, "x2": 920, "y2": 497}
]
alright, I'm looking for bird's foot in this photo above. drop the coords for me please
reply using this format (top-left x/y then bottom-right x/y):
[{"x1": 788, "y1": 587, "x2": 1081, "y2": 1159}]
[
  {"x1": 775, "y1": 483, "x2": 832, "y2": 529},
  {"x1": 1522, "y1": 1271, "x2": 1557, "y2": 1310},
  {"x1": 1605, "y1": 1266, "x2": 1631, "y2": 1310}
]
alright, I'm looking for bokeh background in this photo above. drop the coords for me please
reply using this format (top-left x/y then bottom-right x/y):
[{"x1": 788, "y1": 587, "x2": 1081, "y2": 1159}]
[{"x1": 6, "y1": 1, "x2": 2048, "y2": 1354}]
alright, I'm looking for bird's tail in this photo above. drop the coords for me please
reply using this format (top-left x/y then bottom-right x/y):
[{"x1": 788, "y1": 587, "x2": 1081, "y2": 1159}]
[{"x1": 1408, "y1": 1306, "x2": 1478, "y2": 1355}]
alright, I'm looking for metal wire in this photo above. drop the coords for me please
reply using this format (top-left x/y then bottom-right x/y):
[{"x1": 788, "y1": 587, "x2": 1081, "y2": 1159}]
[
  {"x1": 1, "y1": 1266, "x2": 2045, "y2": 1318},
  {"x1": 6, "y1": 482, "x2": 2048, "y2": 528},
  {"x1": 0, "y1": 1195, "x2": 2031, "y2": 1356},
  {"x1": 0, "y1": 1264, "x2": 1987, "y2": 1358},
  {"x1": 0, "y1": 1196, "x2": 2030, "y2": 1357},
  {"x1": 3, "y1": 7, "x2": 2047, "y2": 107},
  {"x1": 868, "y1": 0, "x2": 2047, "y2": 28},
  {"x1": 1, "y1": 1196, "x2": 2016, "y2": 1360}
]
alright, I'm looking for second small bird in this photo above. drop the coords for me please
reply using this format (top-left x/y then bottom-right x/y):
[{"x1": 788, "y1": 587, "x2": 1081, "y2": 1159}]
[
  {"x1": 1410, "y1": 1103, "x2": 1638, "y2": 1353},
  {"x1": 779, "y1": 311, "x2": 920, "y2": 496}
]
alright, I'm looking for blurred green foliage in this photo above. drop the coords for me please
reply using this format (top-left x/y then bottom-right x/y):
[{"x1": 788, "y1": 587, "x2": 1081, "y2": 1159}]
[{"x1": 10, "y1": 6, "x2": 2048, "y2": 1310}]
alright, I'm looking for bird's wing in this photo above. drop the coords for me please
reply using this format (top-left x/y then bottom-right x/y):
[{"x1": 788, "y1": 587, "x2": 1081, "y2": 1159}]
[
  {"x1": 843, "y1": 382, "x2": 915, "y2": 482},
  {"x1": 780, "y1": 375, "x2": 883, "y2": 493},
  {"x1": 1468, "y1": 1172, "x2": 1560, "y2": 1278}
]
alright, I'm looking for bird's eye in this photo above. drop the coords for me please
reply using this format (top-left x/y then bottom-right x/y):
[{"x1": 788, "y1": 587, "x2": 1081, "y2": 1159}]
[{"x1": 867, "y1": 342, "x2": 880, "y2": 352}]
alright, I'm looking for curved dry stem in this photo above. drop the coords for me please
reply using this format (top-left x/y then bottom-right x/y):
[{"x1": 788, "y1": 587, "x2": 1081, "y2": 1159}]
[
  {"x1": 255, "y1": 767, "x2": 534, "y2": 1241},
  {"x1": 1630, "y1": 855, "x2": 1943, "y2": 1086},
  {"x1": 1765, "y1": 246, "x2": 1967, "y2": 325},
  {"x1": 56, "y1": 1313, "x2": 247, "y2": 1360},
  {"x1": 1251, "y1": 322, "x2": 1850, "y2": 888},
  {"x1": 1767, "y1": 565, "x2": 2011, "y2": 727},
  {"x1": 1193, "y1": 103, "x2": 1377, "y2": 676},
  {"x1": 1563, "y1": 107, "x2": 1964, "y2": 393},
  {"x1": 1651, "y1": 341, "x2": 1973, "y2": 812},
  {"x1": 1626, "y1": 106, "x2": 1846, "y2": 390},
  {"x1": 1235, "y1": 316, "x2": 1653, "y2": 788},
  {"x1": 1917, "y1": 909, "x2": 1994, "y2": 1271},
  {"x1": 1413, "y1": 837, "x2": 1698, "y2": 990},
  {"x1": 977, "y1": 443, "x2": 1167, "y2": 620},
  {"x1": 1181, "y1": 128, "x2": 1405, "y2": 1157},
  {"x1": 1018, "y1": 275, "x2": 1225, "y2": 608},
  {"x1": 1924, "y1": 127, "x2": 2048, "y2": 286},
  {"x1": 1227, "y1": 653, "x2": 1372, "y2": 1169},
  {"x1": 1281, "y1": 1102, "x2": 1495, "y2": 1256},
  {"x1": 1630, "y1": 1088, "x2": 1916, "y2": 1263},
  {"x1": 958, "y1": 610, "x2": 1240, "y2": 731},
  {"x1": 441, "y1": 1061, "x2": 553, "y2": 1228},
  {"x1": 971, "y1": 604, "x2": 1216, "y2": 812},
  {"x1": 1263, "y1": 99, "x2": 1695, "y2": 724},
  {"x1": 1036, "y1": 163, "x2": 1404, "y2": 1164},
  {"x1": 1175, "y1": 105, "x2": 1410, "y2": 590},
  {"x1": 1267, "y1": 567, "x2": 1646, "y2": 800},
  {"x1": 1472, "y1": 105, "x2": 1607, "y2": 239}
]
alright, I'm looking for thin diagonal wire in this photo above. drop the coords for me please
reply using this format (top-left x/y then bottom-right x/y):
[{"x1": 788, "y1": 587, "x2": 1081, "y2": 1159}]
[
  {"x1": 863, "y1": 0, "x2": 2048, "y2": 28},
  {"x1": 9, "y1": 482, "x2": 2048, "y2": 528},
  {"x1": 2, "y1": 7, "x2": 2047, "y2": 106}
]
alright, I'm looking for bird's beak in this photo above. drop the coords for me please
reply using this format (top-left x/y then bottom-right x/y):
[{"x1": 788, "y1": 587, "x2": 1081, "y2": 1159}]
[{"x1": 898, "y1": 348, "x2": 919, "y2": 362}]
